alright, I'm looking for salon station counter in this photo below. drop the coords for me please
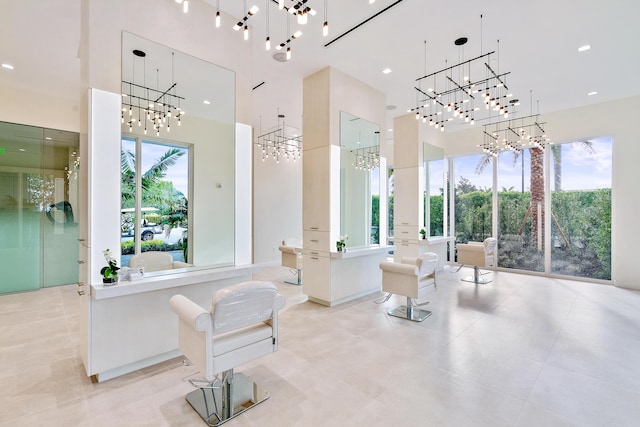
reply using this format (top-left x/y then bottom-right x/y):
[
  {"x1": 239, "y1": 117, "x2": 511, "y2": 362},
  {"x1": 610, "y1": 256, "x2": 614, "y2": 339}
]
[
  {"x1": 303, "y1": 245, "x2": 390, "y2": 307},
  {"x1": 84, "y1": 264, "x2": 260, "y2": 382}
]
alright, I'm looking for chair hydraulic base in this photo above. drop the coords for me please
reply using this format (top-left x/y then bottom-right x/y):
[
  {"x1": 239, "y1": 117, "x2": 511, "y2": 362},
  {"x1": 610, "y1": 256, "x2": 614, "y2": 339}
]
[
  {"x1": 461, "y1": 266, "x2": 492, "y2": 285},
  {"x1": 284, "y1": 269, "x2": 302, "y2": 286},
  {"x1": 387, "y1": 296, "x2": 432, "y2": 322},
  {"x1": 186, "y1": 370, "x2": 269, "y2": 426}
]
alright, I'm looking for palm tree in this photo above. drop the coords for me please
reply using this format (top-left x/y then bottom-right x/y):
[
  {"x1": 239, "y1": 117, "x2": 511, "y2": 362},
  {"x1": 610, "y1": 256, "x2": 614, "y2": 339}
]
[
  {"x1": 476, "y1": 140, "x2": 594, "y2": 249},
  {"x1": 121, "y1": 147, "x2": 186, "y2": 206}
]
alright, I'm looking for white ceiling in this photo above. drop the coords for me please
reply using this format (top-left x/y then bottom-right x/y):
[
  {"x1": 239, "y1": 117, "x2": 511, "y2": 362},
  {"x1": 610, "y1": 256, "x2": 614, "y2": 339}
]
[
  {"x1": 215, "y1": 0, "x2": 640, "y2": 136},
  {"x1": 2, "y1": 0, "x2": 639, "y2": 138}
]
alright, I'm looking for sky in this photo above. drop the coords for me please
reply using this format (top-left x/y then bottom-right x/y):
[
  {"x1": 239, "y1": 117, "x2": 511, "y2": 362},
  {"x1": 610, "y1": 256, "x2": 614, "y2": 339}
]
[{"x1": 446, "y1": 136, "x2": 612, "y2": 194}]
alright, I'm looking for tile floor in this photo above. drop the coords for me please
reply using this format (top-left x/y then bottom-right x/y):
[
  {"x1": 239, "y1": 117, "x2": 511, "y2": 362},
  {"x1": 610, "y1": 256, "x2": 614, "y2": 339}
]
[{"x1": 1, "y1": 265, "x2": 640, "y2": 426}]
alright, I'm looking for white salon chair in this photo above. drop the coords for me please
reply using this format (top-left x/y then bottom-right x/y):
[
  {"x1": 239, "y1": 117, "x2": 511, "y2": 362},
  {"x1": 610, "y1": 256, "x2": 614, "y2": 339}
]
[
  {"x1": 128, "y1": 251, "x2": 191, "y2": 272},
  {"x1": 278, "y1": 238, "x2": 303, "y2": 285},
  {"x1": 376, "y1": 252, "x2": 438, "y2": 322},
  {"x1": 169, "y1": 281, "x2": 286, "y2": 426},
  {"x1": 455, "y1": 237, "x2": 497, "y2": 284}
]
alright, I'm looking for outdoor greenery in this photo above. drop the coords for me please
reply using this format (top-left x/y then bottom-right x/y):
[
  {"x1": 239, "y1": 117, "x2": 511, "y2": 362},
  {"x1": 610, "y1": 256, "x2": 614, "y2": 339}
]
[
  {"x1": 121, "y1": 145, "x2": 188, "y2": 229},
  {"x1": 450, "y1": 186, "x2": 611, "y2": 279}
]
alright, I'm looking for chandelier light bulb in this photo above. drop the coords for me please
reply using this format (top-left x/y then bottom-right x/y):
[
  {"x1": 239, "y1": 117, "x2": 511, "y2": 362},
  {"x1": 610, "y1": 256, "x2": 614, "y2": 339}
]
[
  {"x1": 249, "y1": 5, "x2": 259, "y2": 15},
  {"x1": 215, "y1": 11, "x2": 221, "y2": 27},
  {"x1": 278, "y1": 0, "x2": 284, "y2": 10},
  {"x1": 244, "y1": 25, "x2": 249, "y2": 40},
  {"x1": 183, "y1": 0, "x2": 188, "y2": 13},
  {"x1": 266, "y1": 36, "x2": 271, "y2": 50},
  {"x1": 286, "y1": 46, "x2": 291, "y2": 60},
  {"x1": 323, "y1": 21, "x2": 328, "y2": 36}
]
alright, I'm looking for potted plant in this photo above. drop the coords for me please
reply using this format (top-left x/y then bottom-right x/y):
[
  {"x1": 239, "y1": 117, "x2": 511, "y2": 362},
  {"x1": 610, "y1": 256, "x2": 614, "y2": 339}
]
[
  {"x1": 420, "y1": 228, "x2": 426, "y2": 239},
  {"x1": 336, "y1": 234, "x2": 348, "y2": 252},
  {"x1": 100, "y1": 248, "x2": 120, "y2": 285}
]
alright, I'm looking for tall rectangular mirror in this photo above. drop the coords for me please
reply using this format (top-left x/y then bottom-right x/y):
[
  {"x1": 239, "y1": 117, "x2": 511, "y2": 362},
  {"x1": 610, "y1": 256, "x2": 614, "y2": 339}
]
[
  {"x1": 339, "y1": 112, "x2": 380, "y2": 248},
  {"x1": 121, "y1": 32, "x2": 235, "y2": 272},
  {"x1": 424, "y1": 142, "x2": 446, "y2": 237}
]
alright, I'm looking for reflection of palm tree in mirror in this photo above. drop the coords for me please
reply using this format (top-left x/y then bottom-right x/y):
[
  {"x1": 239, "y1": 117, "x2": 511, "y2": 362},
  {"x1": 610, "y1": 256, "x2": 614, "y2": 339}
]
[
  {"x1": 475, "y1": 141, "x2": 595, "y2": 248},
  {"x1": 121, "y1": 147, "x2": 185, "y2": 205}
]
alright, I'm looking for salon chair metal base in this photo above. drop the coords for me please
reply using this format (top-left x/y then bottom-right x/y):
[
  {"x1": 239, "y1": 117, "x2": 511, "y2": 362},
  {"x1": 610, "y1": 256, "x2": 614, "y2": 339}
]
[
  {"x1": 186, "y1": 370, "x2": 269, "y2": 426},
  {"x1": 284, "y1": 269, "x2": 302, "y2": 286},
  {"x1": 461, "y1": 266, "x2": 492, "y2": 285},
  {"x1": 388, "y1": 303, "x2": 432, "y2": 322}
]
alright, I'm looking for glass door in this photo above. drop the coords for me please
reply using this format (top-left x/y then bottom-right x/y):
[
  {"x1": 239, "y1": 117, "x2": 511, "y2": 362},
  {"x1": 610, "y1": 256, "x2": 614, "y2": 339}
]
[{"x1": 0, "y1": 122, "x2": 80, "y2": 294}]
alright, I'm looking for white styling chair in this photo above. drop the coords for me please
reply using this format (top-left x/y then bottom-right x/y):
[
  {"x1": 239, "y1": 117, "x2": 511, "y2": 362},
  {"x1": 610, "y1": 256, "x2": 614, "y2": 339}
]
[
  {"x1": 376, "y1": 252, "x2": 438, "y2": 322},
  {"x1": 169, "y1": 281, "x2": 286, "y2": 426},
  {"x1": 278, "y1": 238, "x2": 303, "y2": 285},
  {"x1": 455, "y1": 237, "x2": 498, "y2": 285}
]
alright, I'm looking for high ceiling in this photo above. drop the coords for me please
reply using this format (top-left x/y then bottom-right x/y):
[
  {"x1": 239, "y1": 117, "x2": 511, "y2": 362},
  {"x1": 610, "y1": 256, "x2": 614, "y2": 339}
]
[
  {"x1": 1, "y1": 0, "x2": 639, "y2": 139},
  {"x1": 213, "y1": 0, "x2": 640, "y2": 137}
]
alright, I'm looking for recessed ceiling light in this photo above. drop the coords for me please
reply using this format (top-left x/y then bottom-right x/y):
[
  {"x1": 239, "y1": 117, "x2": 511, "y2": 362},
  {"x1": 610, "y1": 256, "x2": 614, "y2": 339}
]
[
  {"x1": 203, "y1": 100, "x2": 211, "y2": 104},
  {"x1": 1, "y1": 63, "x2": 14, "y2": 70},
  {"x1": 382, "y1": 68, "x2": 392, "y2": 74},
  {"x1": 578, "y1": 45, "x2": 591, "y2": 52},
  {"x1": 588, "y1": 91, "x2": 598, "y2": 96}
]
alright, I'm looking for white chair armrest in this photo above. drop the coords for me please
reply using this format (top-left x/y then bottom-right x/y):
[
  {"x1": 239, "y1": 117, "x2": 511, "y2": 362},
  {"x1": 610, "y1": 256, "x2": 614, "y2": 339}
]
[
  {"x1": 379, "y1": 261, "x2": 419, "y2": 276},
  {"x1": 169, "y1": 294, "x2": 212, "y2": 333}
]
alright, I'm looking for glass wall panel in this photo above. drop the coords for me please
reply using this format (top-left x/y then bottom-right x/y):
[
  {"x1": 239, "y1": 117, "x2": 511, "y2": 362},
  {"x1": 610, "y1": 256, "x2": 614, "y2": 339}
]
[
  {"x1": 550, "y1": 138, "x2": 612, "y2": 279},
  {"x1": 0, "y1": 122, "x2": 80, "y2": 294},
  {"x1": 453, "y1": 154, "x2": 493, "y2": 249},
  {"x1": 496, "y1": 148, "x2": 544, "y2": 272}
]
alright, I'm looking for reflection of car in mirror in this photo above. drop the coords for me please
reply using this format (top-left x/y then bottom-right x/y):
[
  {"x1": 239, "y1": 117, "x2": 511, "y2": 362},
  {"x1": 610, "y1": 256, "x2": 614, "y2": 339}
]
[{"x1": 121, "y1": 207, "x2": 162, "y2": 241}]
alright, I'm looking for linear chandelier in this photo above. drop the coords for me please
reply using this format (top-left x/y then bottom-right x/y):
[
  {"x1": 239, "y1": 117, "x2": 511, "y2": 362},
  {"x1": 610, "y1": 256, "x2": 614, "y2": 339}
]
[
  {"x1": 351, "y1": 145, "x2": 380, "y2": 171},
  {"x1": 412, "y1": 31, "x2": 517, "y2": 132},
  {"x1": 121, "y1": 49, "x2": 185, "y2": 136},
  {"x1": 256, "y1": 114, "x2": 303, "y2": 163},
  {"x1": 208, "y1": 0, "x2": 333, "y2": 59},
  {"x1": 478, "y1": 114, "x2": 552, "y2": 157}
]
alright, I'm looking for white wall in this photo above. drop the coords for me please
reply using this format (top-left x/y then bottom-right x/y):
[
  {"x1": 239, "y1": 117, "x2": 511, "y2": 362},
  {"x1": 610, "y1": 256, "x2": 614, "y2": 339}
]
[
  {"x1": 441, "y1": 96, "x2": 640, "y2": 289},
  {"x1": 252, "y1": 143, "x2": 302, "y2": 264}
]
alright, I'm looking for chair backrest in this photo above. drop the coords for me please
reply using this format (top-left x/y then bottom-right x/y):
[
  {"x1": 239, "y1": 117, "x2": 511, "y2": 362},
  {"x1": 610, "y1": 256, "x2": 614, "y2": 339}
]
[
  {"x1": 416, "y1": 252, "x2": 438, "y2": 277},
  {"x1": 209, "y1": 281, "x2": 278, "y2": 335},
  {"x1": 484, "y1": 237, "x2": 497, "y2": 253},
  {"x1": 128, "y1": 251, "x2": 173, "y2": 272}
]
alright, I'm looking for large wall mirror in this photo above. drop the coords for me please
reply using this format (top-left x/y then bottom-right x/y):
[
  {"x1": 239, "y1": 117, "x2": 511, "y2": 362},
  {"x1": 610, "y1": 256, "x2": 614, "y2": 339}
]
[
  {"x1": 424, "y1": 142, "x2": 446, "y2": 237},
  {"x1": 339, "y1": 112, "x2": 380, "y2": 248},
  {"x1": 121, "y1": 32, "x2": 235, "y2": 273}
]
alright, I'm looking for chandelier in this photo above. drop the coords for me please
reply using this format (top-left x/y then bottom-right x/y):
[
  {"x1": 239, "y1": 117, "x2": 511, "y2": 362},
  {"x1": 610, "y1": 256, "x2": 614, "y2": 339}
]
[
  {"x1": 121, "y1": 49, "x2": 185, "y2": 136},
  {"x1": 207, "y1": 0, "x2": 331, "y2": 59},
  {"x1": 411, "y1": 33, "x2": 516, "y2": 132},
  {"x1": 351, "y1": 146, "x2": 380, "y2": 171},
  {"x1": 478, "y1": 114, "x2": 552, "y2": 157},
  {"x1": 256, "y1": 114, "x2": 303, "y2": 163}
]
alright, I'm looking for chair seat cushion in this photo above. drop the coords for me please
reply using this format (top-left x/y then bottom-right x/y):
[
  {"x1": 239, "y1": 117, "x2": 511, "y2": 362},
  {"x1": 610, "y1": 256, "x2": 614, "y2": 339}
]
[{"x1": 212, "y1": 323, "x2": 273, "y2": 357}]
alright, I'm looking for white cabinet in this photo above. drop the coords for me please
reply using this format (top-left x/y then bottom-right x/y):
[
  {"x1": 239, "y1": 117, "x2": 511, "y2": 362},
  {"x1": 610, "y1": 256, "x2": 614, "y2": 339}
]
[
  {"x1": 303, "y1": 147, "x2": 331, "y2": 231},
  {"x1": 302, "y1": 252, "x2": 331, "y2": 303},
  {"x1": 393, "y1": 167, "x2": 421, "y2": 226}
]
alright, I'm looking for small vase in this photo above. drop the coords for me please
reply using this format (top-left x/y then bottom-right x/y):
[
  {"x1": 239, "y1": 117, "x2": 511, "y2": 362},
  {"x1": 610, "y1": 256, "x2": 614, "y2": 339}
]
[
  {"x1": 102, "y1": 277, "x2": 117, "y2": 285},
  {"x1": 337, "y1": 246, "x2": 342, "y2": 252}
]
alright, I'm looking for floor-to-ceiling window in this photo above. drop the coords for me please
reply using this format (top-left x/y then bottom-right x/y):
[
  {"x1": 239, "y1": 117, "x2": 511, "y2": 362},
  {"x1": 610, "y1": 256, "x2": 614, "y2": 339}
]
[
  {"x1": 0, "y1": 122, "x2": 80, "y2": 294},
  {"x1": 120, "y1": 136, "x2": 190, "y2": 266},
  {"x1": 549, "y1": 138, "x2": 612, "y2": 279},
  {"x1": 496, "y1": 148, "x2": 544, "y2": 272},
  {"x1": 453, "y1": 154, "x2": 493, "y2": 252}
]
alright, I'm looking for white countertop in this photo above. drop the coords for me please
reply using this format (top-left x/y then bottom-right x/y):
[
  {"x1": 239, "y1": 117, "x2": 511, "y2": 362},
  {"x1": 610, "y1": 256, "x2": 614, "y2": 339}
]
[
  {"x1": 329, "y1": 245, "x2": 391, "y2": 259},
  {"x1": 91, "y1": 264, "x2": 261, "y2": 300}
]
